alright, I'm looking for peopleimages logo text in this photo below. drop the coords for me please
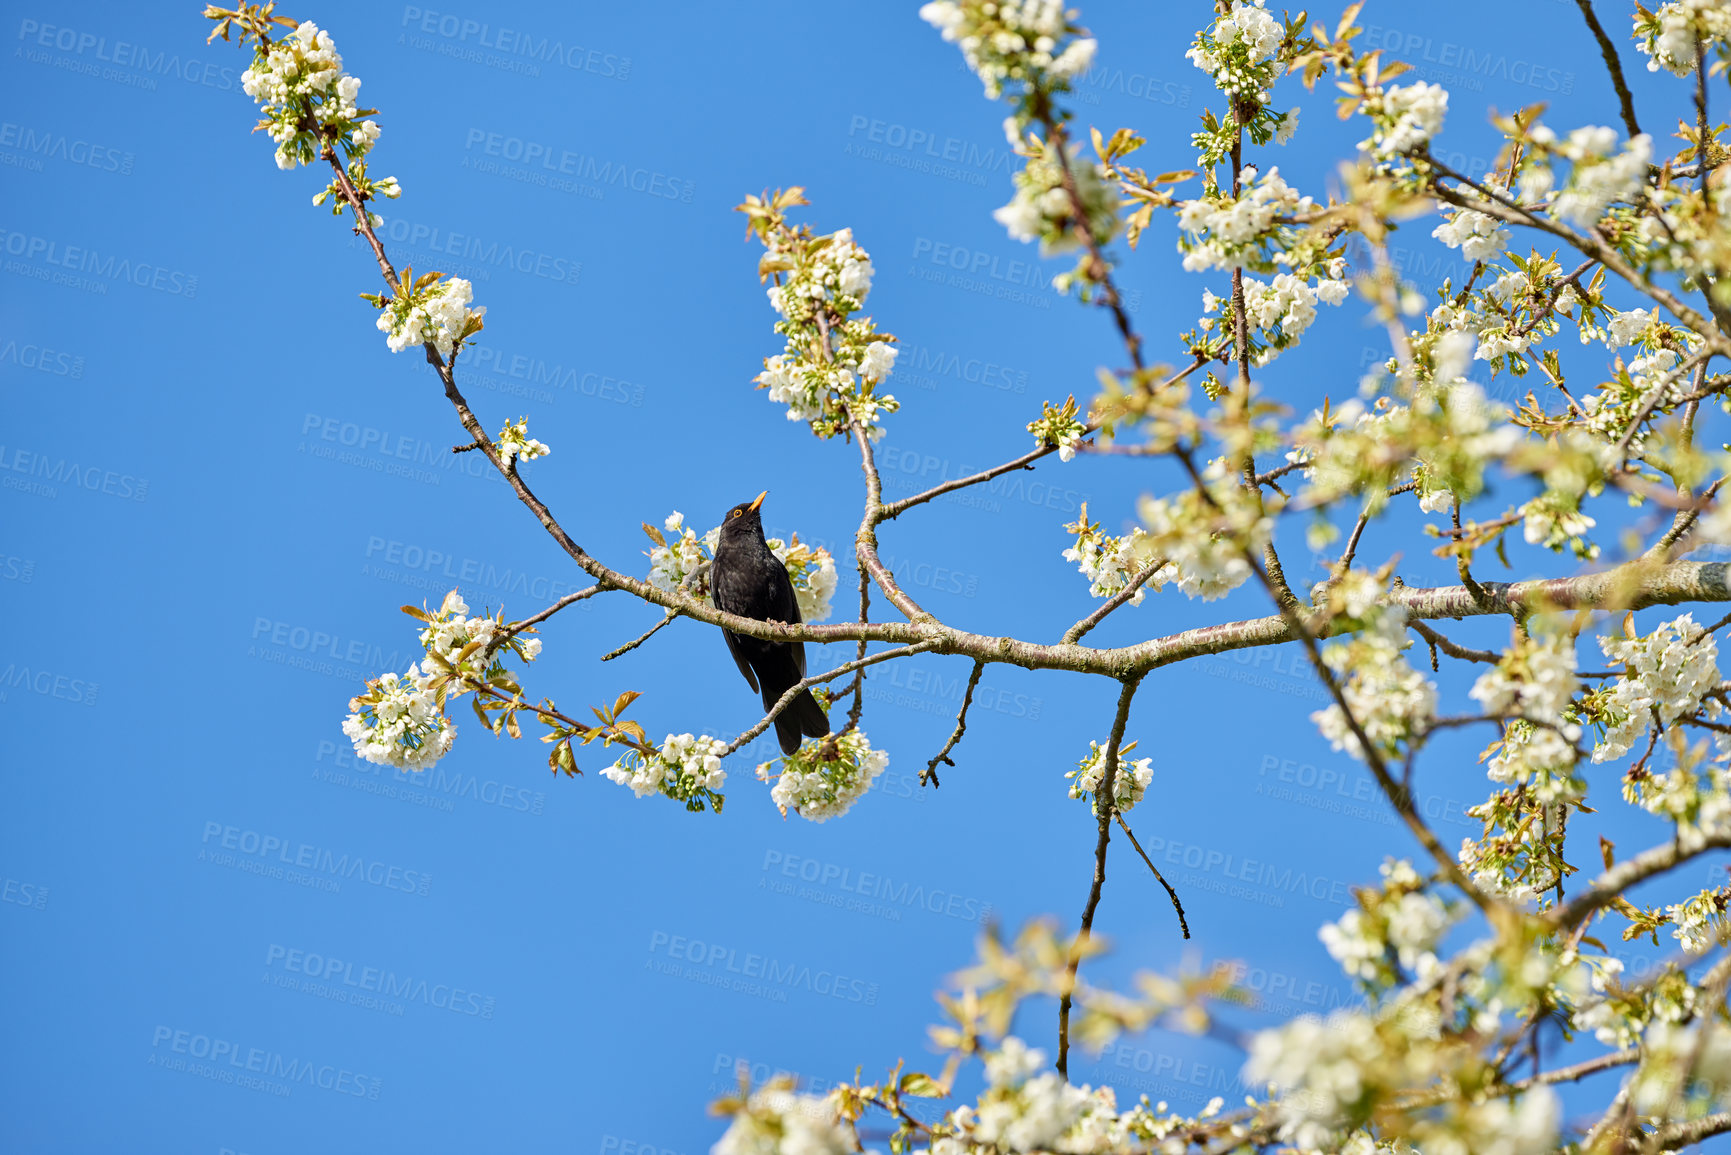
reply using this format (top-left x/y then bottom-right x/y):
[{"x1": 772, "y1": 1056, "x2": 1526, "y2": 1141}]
[
  {"x1": 265, "y1": 945, "x2": 496, "y2": 1017},
  {"x1": 0, "y1": 228, "x2": 197, "y2": 296},
  {"x1": 149, "y1": 1026, "x2": 381, "y2": 1099},
  {"x1": 200, "y1": 822, "x2": 432, "y2": 896},
  {"x1": 648, "y1": 932, "x2": 879, "y2": 1005},
  {"x1": 15, "y1": 18, "x2": 240, "y2": 89}
]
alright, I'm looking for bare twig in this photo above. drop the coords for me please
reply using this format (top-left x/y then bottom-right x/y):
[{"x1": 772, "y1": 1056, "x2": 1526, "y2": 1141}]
[
  {"x1": 1057, "y1": 675, "x2": 1143, "y2": 1078},
  {"x1": 1062, "y1": 558, "x2": 1169, "y2": 645},
  {"x1": 498, "y1": 583, "x2": 614, "y2": 642},
  {"x1": 721, "y1": 642, "x2": 938, "y2": 757},
  {"x1": 1573, "y1": 0, "x2": 1643, "y2": 140},
  {"x1": 1114, "y1": 812, "x2": 1190, "y2": 939},
  {"x1": 1408, "y1": 620, "x2": 1502, "y2": 666},
  {"x1": 922, "y1": 661, "x2": 985, "y2": 787},
  {"x1": 600, "y1": 610, "x2": 678, "y2": 662}
]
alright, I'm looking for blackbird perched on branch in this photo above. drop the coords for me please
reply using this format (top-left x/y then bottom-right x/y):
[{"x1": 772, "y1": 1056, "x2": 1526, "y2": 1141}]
[{"x1": 711, "y1": 491, "x2": 830, "y2": 755}]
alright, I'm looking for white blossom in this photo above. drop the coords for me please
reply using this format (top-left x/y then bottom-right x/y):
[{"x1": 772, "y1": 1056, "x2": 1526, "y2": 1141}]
[
  {"x1": 1177, "y1": 165, "x2": 1316, "y2": 272},
  {"x1": 764, "y1": 729, "x2": 889, "y2": 821},
  {"x1": 341, "y1": 663, "x2": 454, "y2": 770},
  {"x1": 1551, "y1": 129, "x2": 1652, "y2": 228},
  {"x1": 601, "y1": 732, "x2": 729, "y2": 803},
  {"x1": 1312, "y1": 605, "x2": 1437, "y2": 762},
  {"x1": 1067, "y1": 739, "x2": 1155, "y2": 815},
  {"x1": 375, "y1": 276, "x2": 485, "y2": 358},
  {"x1": 1432, "y1": 208, "x2": 1510, "y2": 263},
  {"x1": 711, "y1": 1081, "x2": 852, "y2": 1155},
  {"x1": 494, "y1": 417, "x2": 549, "y2": 464},
  {"x1": 1362, "y1": 81, "x2": 1448, "y2": 158},
  {"x1": 1591, "y1": 615, "x2": 1720, "y2": 762}
]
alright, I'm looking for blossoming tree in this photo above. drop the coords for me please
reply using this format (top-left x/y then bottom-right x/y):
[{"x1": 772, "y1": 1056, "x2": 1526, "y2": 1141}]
[{"x1": 204, "y1": 0, "x2": 1731, "y2": 1148}]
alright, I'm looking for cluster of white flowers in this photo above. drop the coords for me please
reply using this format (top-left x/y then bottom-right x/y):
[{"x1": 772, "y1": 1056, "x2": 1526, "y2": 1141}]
[
  {"x1": 494, "y1": 417, "x2": 549, "y2": 465},
  {"x1": 918, "y1": 0, "x2": 1097, "y2": 102},
  {"x1": 416, "y1": 589, "x2": 541, "y2": 672},
  {"x1": 1431, "y1": 208, "x2": 1510, "y2": 263},
  {"x1": 993, "y1": 139, "x2": 1120, "y2": 255},
  {"x1": 1468, "y1": 627, "x2": 1583, "y2": 802},
  {"x1": 1425, "y1": 269, "x2": 1548, "y2": 365},
  {"x1": 1544, "y1": 126, "x2": 1653, "y2": 228},
  {"x1": 1061, "y1": 505, "x2": 1171, "y2": 605},
  {"x1": 754, "y1": 224, "x2": 900, "y2": 440},
  {"x1": 1510, "y1": 432, "x2": 1601, "y2": 556},
  {"x1": 240, "y1": 21, "x2": 383, "y2": 172},
  {"x1": 1066, "y1": 739, "x2": 1155, "y2": 815},
  {"x1": 1244, "y1": 1010, "x2": 1386, "y2": 1148},
  {"x1": 645, "y1": 512, "x2": 837, "y2": 623},
  {"x1": 1133, "y1": 460, "x2": 1271, "y2": 601},
  {"x1": 1604, "y1": 307, "x2": 1653, "y2": 348},
  {"x1": 1590, "y1": 614, "x2": 1721, "y2": 762},
  {"x1": 340, "y1": 590, "x2": 541, "y2": 772},
  {"x1": 1668, "y1": 888, "x2": 1731, "y2": 953},
  {"x1": 341, "y1": 663, "x2": 454, "y2": 770},
  {"x1": 1295, "y1": 384, "x2": 1518, "y2": 519},
  {"x1": 1312, "y1": 605, "x2": 1438, "y2": 763},
  {"x1": 946, "y1": 1037, "x2": 1158, "y2": 1151},
  {"x1": 375, "y1": 275, "x2": 485, "y2": 358},
  {"x1": 600, "y1": 732, "x2": 728, "y2": 805},
  {"x1": 1630, "y1": 1020, "x2": 1731, "y2": 1117},
  {"x1": 1430, "y1": 329, "x2": 1478, "y2": 383},
  {"x1": 1177, "y1": 165, "x2": 1316, "y2": 272},
  {"x1": 646, "y1": 510, "x2": 712, "y2": 595},
  {"x1": 1027, "y1": 395, "x2": 1088, "y2": 461},
  {"x1": 1571, "y1": 955, "x2": 1644, "y2": 1047},
  {"x1": 1248, "y1": 1005, "x2": 1561, "y2": 1152},
  {"x1": 1185, "y1": 0, "x2": 1284, "y2": 105},
  {"x1": 1635, "y1": 0, "x2": 1731, "y2": 76},
  {"x1": 1319, "y1": 860, "x2": 1454, "y2": 986},
  {"x1": 1360, "y1": 81, "x2": 1448, "y2": 158},
  {"x1": 711, "y1": 1080, "x2": 852, "y2": 1155},
  {"x1": 1208, "y1": 270, "x2": 1350, "y2": 360},
  {"x1": 1580, "y1": 344, "x2": 1697, "y2": 453},
  {"x1": 763, "y1": 729, "x2": 889, "y2": 821},
  {"x1": 1623, "y1": 759, "x2": 1731, "y2": 845}
]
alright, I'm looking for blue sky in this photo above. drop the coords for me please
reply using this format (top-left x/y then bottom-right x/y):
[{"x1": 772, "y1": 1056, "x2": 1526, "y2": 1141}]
[{"x1": 2, "y1": 0, "x2": 1726, "y2": 1150}]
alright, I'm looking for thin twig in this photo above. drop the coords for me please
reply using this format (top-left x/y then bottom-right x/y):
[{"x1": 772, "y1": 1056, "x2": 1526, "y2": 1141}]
[
  {"x1": 498, "y1": 583, "x2": 613, "y2": 642},
  {"x1": 1062, "y1": 558, "x2": 1169, "y2": 645},
  {"x1": 1057, "y1": 675, "x2": 1143, "y2": 1079},
  {"x1": 878, "y1": 426, "x2": 1098, "y2": 522},
  {"x1": 922, "y1": 661, "x2": 985, "y2": 787},
  {"x1": 1573, "y1": 0, "x2": 1643, "y2": 140},
  {"x1": 721, "y1": 642, "x2": 937, "y2": 757},
  {"x1": 601, "y1": 610, "x2": 678, "y2": 662},
  {"x1": 1408, "y1": 620, "x2": 1502, "y2": 665},
  {"x1": 1114, "y1": 812, "x2": 1190, "y2": 939}
]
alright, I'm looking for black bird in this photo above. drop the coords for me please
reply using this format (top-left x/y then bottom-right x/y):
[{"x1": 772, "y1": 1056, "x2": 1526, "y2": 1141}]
[{"x1": 711, "y1": 491, "x2": 830, "y2": 755}]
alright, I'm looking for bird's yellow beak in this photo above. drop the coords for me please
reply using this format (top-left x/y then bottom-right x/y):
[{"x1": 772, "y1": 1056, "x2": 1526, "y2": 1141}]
[{"x1": 748, "y1": 490, "x2": 768, "y2": 513}]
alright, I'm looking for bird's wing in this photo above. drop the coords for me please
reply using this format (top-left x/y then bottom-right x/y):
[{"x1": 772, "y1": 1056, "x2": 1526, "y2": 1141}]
[
  {"x1": 721, "y1": 628, "x2": 759, "y2": 693},
  {"x1": 767, "y1": 557, "x2": 807, "y2": 679},
  {"x1": 710, "y1": 543, "x2": 762, "y2": 692}
]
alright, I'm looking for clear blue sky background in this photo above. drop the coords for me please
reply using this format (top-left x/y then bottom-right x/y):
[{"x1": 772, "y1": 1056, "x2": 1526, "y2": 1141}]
[{"x1": 2, "y1": 0, "x2": 1726, "y2": 1151}]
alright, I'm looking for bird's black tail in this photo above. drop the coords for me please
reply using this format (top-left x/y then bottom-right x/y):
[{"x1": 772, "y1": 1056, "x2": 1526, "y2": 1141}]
[{"x1": 770, "y1": 687, "x2": 830, "y2": 756}]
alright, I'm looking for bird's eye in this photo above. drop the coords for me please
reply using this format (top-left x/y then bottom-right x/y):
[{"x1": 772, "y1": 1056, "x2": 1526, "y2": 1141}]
[{"x1": 730, "y1": 509, "x2": 741, "y2": 519}]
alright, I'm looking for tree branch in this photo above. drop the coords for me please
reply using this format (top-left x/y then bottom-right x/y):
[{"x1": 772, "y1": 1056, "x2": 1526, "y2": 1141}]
[
  {"x1": 1062, "y1": 558, "x2": 1169, "y2": 645},
  {"x1": 1115, "y1": 812, "x2": 1190, "y2": 940},
  {"x1": 720, "y1": 642, "x2": 938, "y2": 757},
  {"x1": 922, "y1": 660, "x2": 984, "y2": 787},
  {"x1": 1573, "y1": 0, "x2": 1643, "y2": 140},
  {"x1": 1552, "y1": 829, "x2": 1731, "y2": 929},
  {"x1": 1057, "y1": 674, "x2": 1143, "y2": 1078}
]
